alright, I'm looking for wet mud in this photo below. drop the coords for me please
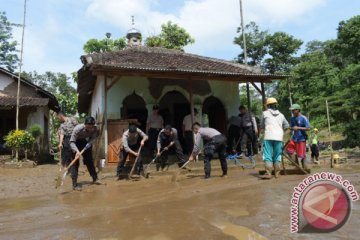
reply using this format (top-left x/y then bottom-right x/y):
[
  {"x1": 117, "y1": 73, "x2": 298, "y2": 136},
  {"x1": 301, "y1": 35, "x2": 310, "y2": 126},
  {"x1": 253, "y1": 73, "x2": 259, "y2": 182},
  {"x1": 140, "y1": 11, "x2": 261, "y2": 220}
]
[{"x1": 0, "y1": 162, "x2": 359, "y2": 239}]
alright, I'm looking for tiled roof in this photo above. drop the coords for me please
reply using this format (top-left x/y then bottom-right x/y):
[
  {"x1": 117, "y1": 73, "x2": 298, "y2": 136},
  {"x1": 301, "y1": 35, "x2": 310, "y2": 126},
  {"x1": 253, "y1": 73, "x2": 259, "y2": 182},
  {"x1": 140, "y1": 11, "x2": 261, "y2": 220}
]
[
  {"x1": 81, "y1": 46, "x2": 269, "y2": 77},
  {"x1": 0, "y1": 67, "x2": 59, "y2": 111},
  {"x1": 77, "y1": 46, "x2": 287, "y2": 113},
  {"x1": 0, "y1": 96, "x2": 49, "y2": 107}
]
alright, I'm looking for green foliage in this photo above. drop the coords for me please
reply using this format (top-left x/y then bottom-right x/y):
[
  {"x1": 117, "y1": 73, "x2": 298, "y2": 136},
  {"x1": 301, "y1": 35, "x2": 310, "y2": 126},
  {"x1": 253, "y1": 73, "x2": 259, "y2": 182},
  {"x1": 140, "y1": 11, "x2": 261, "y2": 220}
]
[
  {"x1": 239, "y1": 84, "x2": 263, "y2": 116},
  {"x1": 234, "y1": 21, "x2": 268, "y2": 66},
  {"x1": 335, "y1": 15, "x2": 360, "y2": 66},
  {"x1": 145, "y1": 21, "x2": 195, "y2": 50},
  {"x1": 270, "y1": 14, "x2": 360, "y2": 147},
  {"x1": 344, "y1": 121, "x2": 360, "y2": 147},
  {"x1": 4, "y1": 130, "x2": 35, "y2": 151},
  {"x1": 20, "y1": 71, "x2": 78, "y2": 151},
  {"x1": 264, "y1": 32, "x2": 303, "y2": 74},
  {"x1": 234, "y1": 22, "x2": 303, "y2": 74},
  {"x1": 21, "y1": 71, "x2": 78, "y2": 115},
  {"x1": 83, "y1": 36, "x2": 126, "y2": 54},
  {"x1": 29, "y1": 124, "x2": 42, "y2": 139},
  {"x1": 0, "y1": 11, "x2": 19, "y2": 71}
]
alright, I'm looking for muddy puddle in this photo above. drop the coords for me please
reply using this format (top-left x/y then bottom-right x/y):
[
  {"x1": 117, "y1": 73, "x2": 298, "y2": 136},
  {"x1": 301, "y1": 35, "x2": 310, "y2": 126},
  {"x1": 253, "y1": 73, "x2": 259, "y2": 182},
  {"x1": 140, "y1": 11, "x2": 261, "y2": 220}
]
[{"x1": 0, "y1": 164, "x2": 359, "y2": 239}]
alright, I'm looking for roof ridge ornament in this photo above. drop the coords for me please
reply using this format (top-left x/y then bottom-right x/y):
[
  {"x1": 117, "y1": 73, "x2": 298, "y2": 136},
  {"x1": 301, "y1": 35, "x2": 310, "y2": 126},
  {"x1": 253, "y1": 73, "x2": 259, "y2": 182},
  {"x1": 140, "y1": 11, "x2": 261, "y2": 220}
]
[{"x1": 127, "y1": 15, "x2": 142, "y2": 47}]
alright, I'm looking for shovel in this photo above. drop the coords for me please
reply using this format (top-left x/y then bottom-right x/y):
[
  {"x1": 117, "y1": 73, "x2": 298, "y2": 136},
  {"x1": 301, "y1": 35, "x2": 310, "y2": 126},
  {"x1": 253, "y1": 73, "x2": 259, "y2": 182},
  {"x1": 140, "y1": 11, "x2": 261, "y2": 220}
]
[
  {"x1": 55, "y1": 143, "x2": 91, "y2": 188},
  {"x1": 129, "y1": 146, "x2": 143, "y2": 180},
  {"x1": 144, "y1": 149, "x2": 167, "y2": 178},
  {"x1": 171, "y1": 158, "x2": 193, "y2": 182}
]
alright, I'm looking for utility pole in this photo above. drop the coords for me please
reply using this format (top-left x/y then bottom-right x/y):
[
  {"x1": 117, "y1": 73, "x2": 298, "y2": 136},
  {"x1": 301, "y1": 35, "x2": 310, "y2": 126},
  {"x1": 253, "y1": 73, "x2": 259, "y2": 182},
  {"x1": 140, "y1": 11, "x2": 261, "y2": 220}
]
[
  {"x1": 16, "y1": 0, "x2": 27, "y2": 130},
  {"x1": 239, "y1": 0, "x2": 251, "y2": 110},
  {"x1": 239, "y1": 0, "x2": 247, "y2": 64}
]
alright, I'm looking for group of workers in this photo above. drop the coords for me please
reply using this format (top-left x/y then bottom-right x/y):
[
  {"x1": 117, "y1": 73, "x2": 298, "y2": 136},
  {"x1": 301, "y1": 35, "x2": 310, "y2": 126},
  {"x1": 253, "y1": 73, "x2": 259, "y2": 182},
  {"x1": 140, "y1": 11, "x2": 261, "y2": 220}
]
[
  {"x1": 116, "y1": 118, "x2": 227, "y2": 180},
  {"x1": 57, "y1": 97, "x2": 317, "y2": 191}
]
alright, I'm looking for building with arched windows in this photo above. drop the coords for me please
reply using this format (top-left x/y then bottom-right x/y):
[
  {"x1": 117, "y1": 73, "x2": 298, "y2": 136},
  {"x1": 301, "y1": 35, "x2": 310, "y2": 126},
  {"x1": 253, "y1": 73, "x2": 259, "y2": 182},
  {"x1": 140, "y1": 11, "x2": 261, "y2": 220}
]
[{"x1": 77, "y1": 29, "x2": 286, "y2": 164}]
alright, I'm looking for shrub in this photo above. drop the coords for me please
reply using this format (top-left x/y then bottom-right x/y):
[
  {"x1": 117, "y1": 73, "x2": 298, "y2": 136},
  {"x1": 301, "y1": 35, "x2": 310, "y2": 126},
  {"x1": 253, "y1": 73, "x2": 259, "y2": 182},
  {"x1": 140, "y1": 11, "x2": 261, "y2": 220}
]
[
  {"x1": 29, "y1": 124, "x2": 42, "y2": 139},
  {"x1": 5, "y1": 130, "x2": 36, "y2": 159}
]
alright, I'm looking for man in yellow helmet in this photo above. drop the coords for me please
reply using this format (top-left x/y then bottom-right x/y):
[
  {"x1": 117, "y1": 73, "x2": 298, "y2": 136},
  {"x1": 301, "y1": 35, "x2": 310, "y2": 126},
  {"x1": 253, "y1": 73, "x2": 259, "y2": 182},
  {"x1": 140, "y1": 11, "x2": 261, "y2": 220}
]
[{"x1": 260, "y1": 97, "x2": 289, "y2": 179}]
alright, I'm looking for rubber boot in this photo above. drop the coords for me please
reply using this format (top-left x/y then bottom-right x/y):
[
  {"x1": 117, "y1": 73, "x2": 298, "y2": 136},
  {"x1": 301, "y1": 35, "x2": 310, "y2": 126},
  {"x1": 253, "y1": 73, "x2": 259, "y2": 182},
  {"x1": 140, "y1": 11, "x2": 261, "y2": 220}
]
[
  {"x1": 302, "y1": 158, "x2": 310, "y2": 172},
  {"x1": 261, "y1": 162, "x2": 272, "y2": 179},
  {"x1": 274, "y1": 162, "x2": 281, "y2": 178}
]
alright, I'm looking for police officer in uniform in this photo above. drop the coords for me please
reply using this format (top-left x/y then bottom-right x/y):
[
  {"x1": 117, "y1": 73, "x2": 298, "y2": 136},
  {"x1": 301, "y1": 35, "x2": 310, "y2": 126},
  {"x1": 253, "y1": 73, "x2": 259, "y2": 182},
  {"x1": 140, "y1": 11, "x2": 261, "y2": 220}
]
[
  {"x1": 189, "y1": 122, "x2": 227, "y2": 179},
  {"x1": 146, "y1": 105, "x2": 164, "y2": 156},
  {"x1": 116, "y1": 124, "x2": 148, "y2": 179},
  {"x1": 156, "y1": 125, "x2": 187, "y2": 171},
  {"x1": 238, "y1": 106, "x2": 258, "y2": 157},
  {"x1": 70, "y1": 116, "x2": 102, "y2": 190}
]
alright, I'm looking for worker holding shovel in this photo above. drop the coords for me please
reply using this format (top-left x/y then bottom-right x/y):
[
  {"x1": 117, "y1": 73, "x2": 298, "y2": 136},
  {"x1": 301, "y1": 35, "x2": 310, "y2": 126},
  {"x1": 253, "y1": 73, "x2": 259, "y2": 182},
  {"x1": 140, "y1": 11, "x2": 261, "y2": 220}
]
[
  {"x1": 156, "y1": 125, "x2": 188, "y2": 171},
  {"x1": 70, "y1": 116, "x2": 102, "y2": 191},
  {"x1": 189, "y1": 122, "x2": 227, "y2": 179},
  {"x1": 116, "y1": 124, "x2": 148, "y2": 180}
]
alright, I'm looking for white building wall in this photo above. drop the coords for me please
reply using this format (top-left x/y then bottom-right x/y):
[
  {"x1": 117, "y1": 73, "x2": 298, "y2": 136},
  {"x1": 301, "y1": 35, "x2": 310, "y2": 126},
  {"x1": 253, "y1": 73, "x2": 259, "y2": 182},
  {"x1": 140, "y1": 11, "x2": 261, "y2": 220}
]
[
  {"x1": 0, "y1": 74, "x2": 13, "y2": 91},
  {"x1": 107, "y1": 76, "x2": 151, "y2": 119},
  {"x1": 26, "y1": 106, "x2": 50, "y2": 152},
  {"x1": 106, "y1": 76, "x2": 240, "y2": 120},
  {"x1": 26, "y1": 107, "x2": 45, "y2": 129},
  {"x1": 207, "y1": 80, "x2": 240, "y2": 117},
  {"x1": 90, "y1": 75, "x2": 105, "y2": 121}
]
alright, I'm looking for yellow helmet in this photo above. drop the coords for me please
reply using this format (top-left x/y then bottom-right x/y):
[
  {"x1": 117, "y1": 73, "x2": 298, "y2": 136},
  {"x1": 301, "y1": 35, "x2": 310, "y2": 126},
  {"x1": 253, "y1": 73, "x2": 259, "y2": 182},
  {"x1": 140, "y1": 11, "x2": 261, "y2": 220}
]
[
  {"x1": 333, "y1": 154, "x2": 340, "y2": 160},
  {"x1": 313, "y1": 128, "x2": 319, "y2": 132},
  {"x1": 266, "y1": 97, "x2": 278, "y2": 105}
]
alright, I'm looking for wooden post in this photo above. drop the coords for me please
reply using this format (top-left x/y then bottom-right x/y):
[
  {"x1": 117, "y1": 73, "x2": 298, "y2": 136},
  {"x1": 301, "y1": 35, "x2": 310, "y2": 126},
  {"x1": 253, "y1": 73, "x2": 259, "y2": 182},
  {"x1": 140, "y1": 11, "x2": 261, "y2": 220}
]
[
  {"x1": 287, "y1": 79, "x2": 293, "y2": 106},
  {"x1": 326, "y1": 99, "x2": 333, "y2": 168},
  {"x1": 261, "y1": 82, "x2": 266, "y2": 110},
  {"x1": 246, "y1": 82, "x2": 251, "y2": 110},
  {"x1": 104, "y1": 76, "x2": 108, "y2": 163},
  {"x1": 189, "y1": 80, "x2": 194, "y2": 124}
]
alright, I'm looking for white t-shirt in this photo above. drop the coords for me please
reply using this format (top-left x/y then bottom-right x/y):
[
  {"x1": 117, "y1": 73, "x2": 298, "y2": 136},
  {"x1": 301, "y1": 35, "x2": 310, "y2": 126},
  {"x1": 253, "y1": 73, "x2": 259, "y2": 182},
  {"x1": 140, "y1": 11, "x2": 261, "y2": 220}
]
[
  {"x1": 147, "y1": 114, "x2": 164, "y2": 129},
  {"x1": 183, "y1": 114, "x2": 200, "y2": 131}
]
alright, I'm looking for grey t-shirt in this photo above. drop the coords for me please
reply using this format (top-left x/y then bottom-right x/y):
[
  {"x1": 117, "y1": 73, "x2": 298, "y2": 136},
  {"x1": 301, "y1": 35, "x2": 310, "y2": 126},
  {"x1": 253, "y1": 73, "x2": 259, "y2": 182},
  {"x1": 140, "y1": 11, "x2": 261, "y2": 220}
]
[
  {"x1": 70, "y1": 124, "x2": 99, "y2": 152},
  {"x1": 192, "y1": 127, "x2": 221, "y2": 155},
  {"x1": 157, "y1": 128, "x2": 178, "y2": 150},
  {"x1": 122, "y1": 128, "x2": 147, "y2": 152},
  {"x1": 59, "y1": 117, "x2": 78, "y2": 136}
]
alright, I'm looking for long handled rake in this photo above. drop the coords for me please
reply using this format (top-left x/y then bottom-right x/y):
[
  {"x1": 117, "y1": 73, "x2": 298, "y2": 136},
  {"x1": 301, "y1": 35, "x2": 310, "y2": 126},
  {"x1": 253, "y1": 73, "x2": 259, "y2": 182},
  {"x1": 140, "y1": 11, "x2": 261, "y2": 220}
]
[{"x1": 55, "y1": 143, "x2": 91, "y2": 188}]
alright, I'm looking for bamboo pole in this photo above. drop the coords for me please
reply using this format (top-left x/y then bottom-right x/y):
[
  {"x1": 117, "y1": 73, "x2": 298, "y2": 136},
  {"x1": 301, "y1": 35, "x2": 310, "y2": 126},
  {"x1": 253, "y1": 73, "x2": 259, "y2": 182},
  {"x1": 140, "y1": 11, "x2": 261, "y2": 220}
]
[
  {"x1": 15, "y1": 0, "x2": 27, "y2": 162},
  {"x1": 326, "y1": 99, "x2": 333, "y2": 168},
  {"x1": 16, "y1": 0, "x2": 27, "y2": 130}
]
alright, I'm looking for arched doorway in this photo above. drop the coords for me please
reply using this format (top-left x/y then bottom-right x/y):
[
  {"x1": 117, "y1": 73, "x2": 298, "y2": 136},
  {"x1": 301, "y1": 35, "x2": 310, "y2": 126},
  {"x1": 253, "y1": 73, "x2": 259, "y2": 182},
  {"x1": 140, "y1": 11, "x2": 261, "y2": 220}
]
[
  {"x1": 202, "y1": 96, "x2": 227, "y2": 134},
  {"x1": 158, "y1": 91, "x2": 190, "y2": 146},
  {"x1": 121, "y1": 92, "x2": 148, "y2": 131}
]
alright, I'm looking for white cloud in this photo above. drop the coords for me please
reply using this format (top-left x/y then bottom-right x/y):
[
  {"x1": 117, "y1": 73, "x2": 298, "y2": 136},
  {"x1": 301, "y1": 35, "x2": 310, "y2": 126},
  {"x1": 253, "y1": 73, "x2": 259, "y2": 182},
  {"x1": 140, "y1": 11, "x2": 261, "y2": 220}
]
[
  {"x1": 85, "y1": 0, "x2": 327, "y2": 60},
  {"x1": 8, "y1": 0, "x2": 327, "y2": 76}
]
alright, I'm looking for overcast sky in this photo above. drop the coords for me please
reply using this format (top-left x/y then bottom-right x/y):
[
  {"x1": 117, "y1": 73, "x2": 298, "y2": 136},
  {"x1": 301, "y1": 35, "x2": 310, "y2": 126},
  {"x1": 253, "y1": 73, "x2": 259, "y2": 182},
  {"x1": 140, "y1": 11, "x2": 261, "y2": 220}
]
[{"x1": 2, "y1": 0, "x2": 360, "y2": 76}]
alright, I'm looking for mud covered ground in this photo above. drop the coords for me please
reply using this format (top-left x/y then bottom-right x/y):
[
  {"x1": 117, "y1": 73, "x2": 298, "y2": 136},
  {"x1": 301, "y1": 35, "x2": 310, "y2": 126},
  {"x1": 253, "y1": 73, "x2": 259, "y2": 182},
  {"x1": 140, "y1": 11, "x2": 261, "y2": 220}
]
[{"x1": 0, "y1": 157, "x2": 359, "y2": 240}]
